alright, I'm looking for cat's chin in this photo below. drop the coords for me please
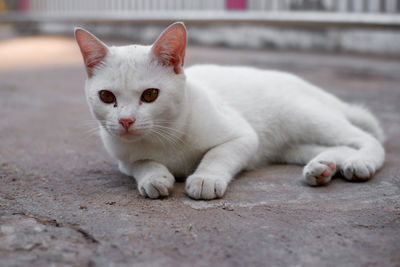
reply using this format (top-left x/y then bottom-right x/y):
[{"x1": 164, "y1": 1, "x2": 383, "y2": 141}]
[{"x1": 116, "y1": 132, "x2": 144, "y2": 142}]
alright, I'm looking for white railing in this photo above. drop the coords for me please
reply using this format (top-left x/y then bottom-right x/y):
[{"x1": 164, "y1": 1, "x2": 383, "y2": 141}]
[
  {"x1": 22, "y1": 0, "x2": 400, "y2": 14},
  {"x1": 1, "y1": 0, "x2": 399, "y2": 27}
]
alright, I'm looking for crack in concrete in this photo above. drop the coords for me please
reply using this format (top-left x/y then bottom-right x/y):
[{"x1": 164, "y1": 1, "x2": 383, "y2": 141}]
[
  {"x1": 76, "y1": 228, "x2": 99, "y2": 244},
  {"x1": 9, "y1": 212, "x2": 100, "y2": 245}
]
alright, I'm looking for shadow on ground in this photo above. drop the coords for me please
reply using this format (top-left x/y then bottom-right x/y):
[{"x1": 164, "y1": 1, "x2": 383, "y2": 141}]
[{"x1": 0, "y1": 37, "x2": 399, "y2": 266}]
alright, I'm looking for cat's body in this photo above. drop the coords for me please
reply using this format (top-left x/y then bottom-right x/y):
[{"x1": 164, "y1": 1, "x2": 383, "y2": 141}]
[
  {"x1": 186, "y1": 65, "x2": 385, "y2": 166},
  {"x1": 75, "y1": 23, "x2": 385, "y2": 200}
]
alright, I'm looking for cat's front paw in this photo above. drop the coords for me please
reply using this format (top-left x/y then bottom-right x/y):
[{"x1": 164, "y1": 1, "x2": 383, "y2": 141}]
[
  {"x1": 185, "y1": 175, "x2": 228, "y2": 200},
  {"x1": 138, "y1": 174, "x2": 174, "y2": 199}
]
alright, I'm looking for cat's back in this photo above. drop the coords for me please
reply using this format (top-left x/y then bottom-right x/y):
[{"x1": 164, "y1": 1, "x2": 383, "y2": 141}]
[
  {"x1": 185, "y1": 64, "x2": 344, "y2": 114},
  {"x1": 186, "y1": 64, "x2": 329, "y2": 98},
  {"x1": 186, "y1": 64, "x2": 290, "y2": 93}
]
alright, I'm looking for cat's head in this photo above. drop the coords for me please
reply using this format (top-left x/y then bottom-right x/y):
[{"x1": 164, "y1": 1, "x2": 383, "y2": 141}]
[{"x1": 75, "y1": 22, "x2": 187, "y2": 142}]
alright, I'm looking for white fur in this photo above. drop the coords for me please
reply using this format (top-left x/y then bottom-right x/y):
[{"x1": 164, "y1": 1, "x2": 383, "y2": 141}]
[{"x1": 79, "y1": 27, "x2": 385, "y2": 200}]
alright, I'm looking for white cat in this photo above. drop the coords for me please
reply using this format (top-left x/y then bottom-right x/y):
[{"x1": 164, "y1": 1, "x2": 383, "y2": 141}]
[{"x1": 75, "y1": 22, "x2": 385, "y2": 200}]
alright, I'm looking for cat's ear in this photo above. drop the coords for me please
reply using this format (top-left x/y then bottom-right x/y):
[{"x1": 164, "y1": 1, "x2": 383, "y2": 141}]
[
  {"x1": 151, "y1": 22, "x2": 187, "y2": 74},
  {"x1": 74, "y1": 28, "x2": 108, "y2": 78}
]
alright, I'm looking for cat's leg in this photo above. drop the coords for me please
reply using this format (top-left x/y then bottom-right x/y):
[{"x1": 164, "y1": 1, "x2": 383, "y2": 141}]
[
  {"x1": 185, "y1": 133, "x2": 259, "y2": 200},
  {"x1": 304, "y1": 146, "x2": 360, "y2": 185},
  {"x1": 119, "y1": 160, "x2": 175, "y2": 198},
  {"x1": 316, "y1": 118, "x2": 385, "y2": 182},
  {"x1": 282, "y1": 145, "x2": 356, "y2": 185},
  {"x1": 283, "y1": 117, "x2": 385, "y2": 185},
  {"x1": 339, "y1": 129, "x2": 385, "y2": 182}
]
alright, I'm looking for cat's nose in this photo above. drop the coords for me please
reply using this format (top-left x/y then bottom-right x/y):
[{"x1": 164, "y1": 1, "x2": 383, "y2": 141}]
[{"x1": 119, "y1": 118, "x2": 136, "y2": 131}]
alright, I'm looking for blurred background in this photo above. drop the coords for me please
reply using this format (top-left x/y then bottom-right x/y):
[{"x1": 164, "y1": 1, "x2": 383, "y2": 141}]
[{"x1": 0, "y1": 0, "x2": 400, "y2": 55}]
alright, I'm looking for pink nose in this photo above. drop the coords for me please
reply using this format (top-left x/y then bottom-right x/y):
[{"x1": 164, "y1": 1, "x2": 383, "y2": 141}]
[{"x1": 119, "y1": 118, "x2": 136, "y2": 131}]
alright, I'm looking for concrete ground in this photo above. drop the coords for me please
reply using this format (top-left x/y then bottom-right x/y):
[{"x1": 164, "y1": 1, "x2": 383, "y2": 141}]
[{"x1": 0, "y1": 36, "x2": 399, "y2": 267}]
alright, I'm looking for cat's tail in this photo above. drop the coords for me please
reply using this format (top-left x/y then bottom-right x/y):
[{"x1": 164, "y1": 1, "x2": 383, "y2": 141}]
[{"x1": 344, "y1": 104, "x2": 385, "y2": 144}]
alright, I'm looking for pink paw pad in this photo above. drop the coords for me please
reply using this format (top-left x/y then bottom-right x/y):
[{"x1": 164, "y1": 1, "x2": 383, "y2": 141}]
[
  {"x1": 321, "y1": 163, "x2": 336, "y2": 177},
  {"x1": 321, "y1": 170, "x2": 330, "y2": 177}
]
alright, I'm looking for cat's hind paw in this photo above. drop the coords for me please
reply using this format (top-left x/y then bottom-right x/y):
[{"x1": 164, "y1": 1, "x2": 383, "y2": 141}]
[
  {"x1": 341, "y1": 158, "x2": 375, "y2": 182},
  {"x1": 138, "y1": 174, "x2": 174, "y2": 199},
  {"x1": 303, "y1": 160, "x2": 336, "y2": 186},
  {"x1": 185, "y1": 175, "x2": 228, "y2": 200}
]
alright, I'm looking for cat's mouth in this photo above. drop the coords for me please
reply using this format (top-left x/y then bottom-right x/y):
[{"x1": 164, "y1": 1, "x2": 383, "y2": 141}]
[
  {"x1": 104, "y1": 126, "x2": 143, "y2": 140},
  {"x1": 102, "y1": 122, "x2": 150, "y2": 141}
]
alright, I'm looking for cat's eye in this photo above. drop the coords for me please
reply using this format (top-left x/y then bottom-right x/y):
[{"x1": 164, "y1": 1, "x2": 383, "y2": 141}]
[
  {"x1": 141, "y1": 88, "x2": 159, "y2": 103},
  {"x1": 99, "y1": 90, "x2": 116, "y2": 104}
]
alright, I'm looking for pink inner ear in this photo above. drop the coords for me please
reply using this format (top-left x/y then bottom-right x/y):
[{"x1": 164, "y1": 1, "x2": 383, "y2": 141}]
[
  {"x1": 75, "y1": 29, "x2": 108, "y2": 77},
  {"x1": 152, "y1": 23, "x2": 187, "y2": 74}
]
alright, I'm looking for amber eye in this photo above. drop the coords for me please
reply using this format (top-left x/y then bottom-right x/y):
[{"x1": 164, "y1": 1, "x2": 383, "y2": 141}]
[
  {"x1": 99, "y1": 90, "x2": 116, "y2": 104},
  {"x1": 141, "y1": 88, "x2": 159, "y2": 103}
]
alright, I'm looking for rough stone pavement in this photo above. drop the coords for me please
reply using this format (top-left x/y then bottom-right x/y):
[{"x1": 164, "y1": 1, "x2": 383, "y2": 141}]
[{"x1": 0, "y1": 36, "x2": 399, "y2": 267}]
